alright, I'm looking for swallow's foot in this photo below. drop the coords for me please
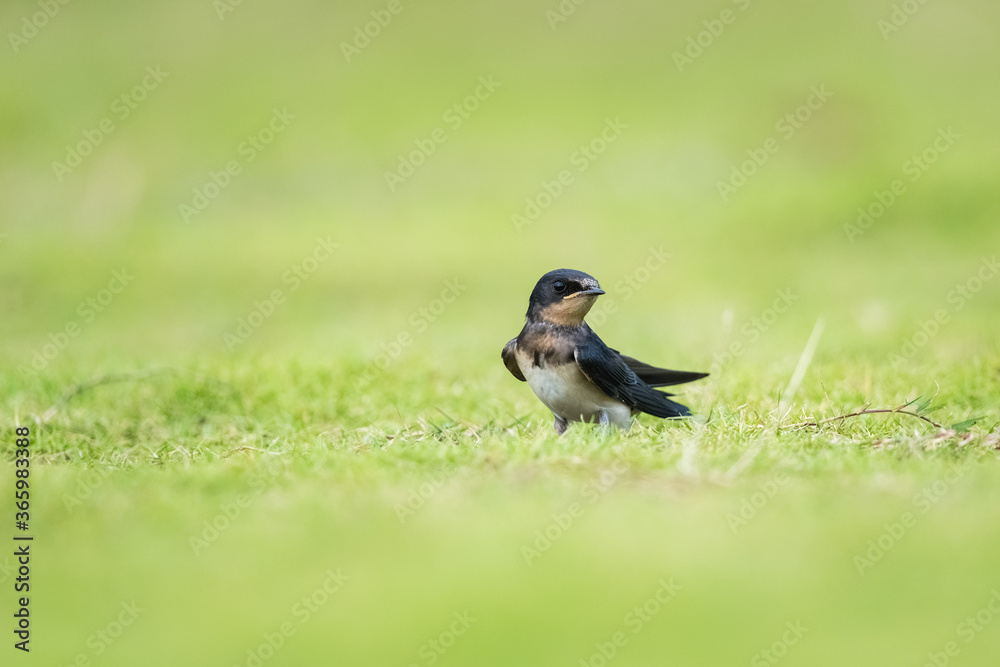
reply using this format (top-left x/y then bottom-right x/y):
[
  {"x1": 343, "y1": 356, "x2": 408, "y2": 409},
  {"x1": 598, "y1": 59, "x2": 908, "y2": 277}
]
[
  {"x1": 554, "y1": 415, "x2": 568, "y2": 435},
  {"x1": 597, "y1": 410, "x2": 616, "y2": 437}
]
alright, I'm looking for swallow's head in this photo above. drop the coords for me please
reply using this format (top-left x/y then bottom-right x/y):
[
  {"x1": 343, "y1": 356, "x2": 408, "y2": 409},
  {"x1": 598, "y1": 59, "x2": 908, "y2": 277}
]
[{"x1": 526, "y1": 268, "x2": 605, "y2": 326}]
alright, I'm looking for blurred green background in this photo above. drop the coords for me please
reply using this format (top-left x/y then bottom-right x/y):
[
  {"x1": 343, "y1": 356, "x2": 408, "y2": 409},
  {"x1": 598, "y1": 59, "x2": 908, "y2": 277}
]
[
  {"x1": 3, "y1": 0, "x2": 998, "y2": 366},
  {"x1": 1, "y1": 0, "x2": 999, "y2": 665}
]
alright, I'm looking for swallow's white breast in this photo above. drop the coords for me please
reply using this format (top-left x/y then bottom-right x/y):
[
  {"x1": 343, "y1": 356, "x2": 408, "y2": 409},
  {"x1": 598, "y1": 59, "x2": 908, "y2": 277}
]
[{"x1": 515, "y1": 350, "x2": 632, "y2": 429}]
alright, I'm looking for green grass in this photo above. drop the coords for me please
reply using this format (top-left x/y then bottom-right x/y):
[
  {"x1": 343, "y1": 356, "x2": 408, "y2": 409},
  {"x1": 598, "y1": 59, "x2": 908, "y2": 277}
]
[
  {"x1": 3, "y1": 354, "x2": 1000, "y2": 665},
  {"x1": 2, "y1": 0, "x2": 1000, "y2": 664}
]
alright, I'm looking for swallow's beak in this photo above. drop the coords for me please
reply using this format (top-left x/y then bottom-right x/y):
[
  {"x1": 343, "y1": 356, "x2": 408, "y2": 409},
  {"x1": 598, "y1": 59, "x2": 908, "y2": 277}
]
[{"x1": 563, "y1": 288, "x2": 605, "y2": 300}]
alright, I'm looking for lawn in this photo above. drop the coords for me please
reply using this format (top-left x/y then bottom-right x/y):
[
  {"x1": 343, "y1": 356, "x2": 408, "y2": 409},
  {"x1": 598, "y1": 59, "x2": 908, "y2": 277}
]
[{"x1": 1, "y1": 0, "x2": 999, "y2": 665}]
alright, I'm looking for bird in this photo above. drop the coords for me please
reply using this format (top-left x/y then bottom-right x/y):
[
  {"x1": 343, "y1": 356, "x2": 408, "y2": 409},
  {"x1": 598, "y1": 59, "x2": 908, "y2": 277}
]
[{"x1": 502, "y1": 268, "x2": 707, "y2": 434}]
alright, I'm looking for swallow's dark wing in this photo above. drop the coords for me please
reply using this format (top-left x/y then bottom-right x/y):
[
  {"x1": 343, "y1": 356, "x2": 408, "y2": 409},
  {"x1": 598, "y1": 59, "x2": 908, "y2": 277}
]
[
  {"x1": 501, "y1": 338, "x2": 525, "y2": 381},
  {"x1": 575, "y1": 341, "x2": 692, "y2": 418},
  {"x1": 617, "y1": 355, "x2": 708, "y2": 388}
]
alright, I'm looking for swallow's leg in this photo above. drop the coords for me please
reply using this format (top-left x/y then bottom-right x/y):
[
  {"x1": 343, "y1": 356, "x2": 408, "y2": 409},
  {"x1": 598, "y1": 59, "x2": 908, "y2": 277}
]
[
  {"x1": 554, "y1": 415, "x2": 568, "y2": 435},
  {"x1": 597, "y1": 410, "x2": 619, "y2": 436}
]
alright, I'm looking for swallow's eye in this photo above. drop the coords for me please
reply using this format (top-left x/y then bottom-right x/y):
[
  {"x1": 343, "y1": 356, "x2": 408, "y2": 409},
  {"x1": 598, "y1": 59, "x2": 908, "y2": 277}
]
[{"x1": 553, "y1": 280, "x2": 566, "y2": 293}]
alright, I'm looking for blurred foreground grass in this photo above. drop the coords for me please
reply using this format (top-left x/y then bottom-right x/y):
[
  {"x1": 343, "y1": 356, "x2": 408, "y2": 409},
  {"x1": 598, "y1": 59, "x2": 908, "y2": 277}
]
[{"x1": 2, "y1": 357, "x2": 1000, "y2": 666}]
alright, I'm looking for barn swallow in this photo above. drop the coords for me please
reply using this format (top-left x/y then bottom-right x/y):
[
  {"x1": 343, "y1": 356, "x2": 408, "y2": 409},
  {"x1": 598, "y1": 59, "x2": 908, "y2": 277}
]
[{"x1": 502, "y1": 269, "x2": 707, "y2": 434}]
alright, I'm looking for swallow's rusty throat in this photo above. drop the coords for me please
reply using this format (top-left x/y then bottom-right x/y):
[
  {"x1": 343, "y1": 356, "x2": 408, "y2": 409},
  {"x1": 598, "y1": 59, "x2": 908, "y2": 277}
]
[{"x1": 502, "y1": 269, "x2": 707, "y2": 434}]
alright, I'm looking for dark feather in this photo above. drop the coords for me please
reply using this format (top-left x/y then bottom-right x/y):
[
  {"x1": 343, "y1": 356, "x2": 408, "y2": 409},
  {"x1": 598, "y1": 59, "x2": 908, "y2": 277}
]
[
  {"x1": 501, "y1": 338, "x2": 525, "y2": 381},
  {"x1": 618, "y1": 355, "x2": 708, "y2": 388},
  {"x1": 575, "y1": 342, "x2": 692, "y2": 419}
]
